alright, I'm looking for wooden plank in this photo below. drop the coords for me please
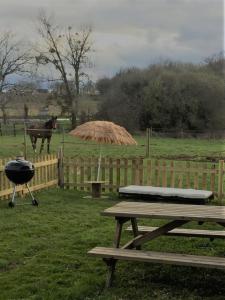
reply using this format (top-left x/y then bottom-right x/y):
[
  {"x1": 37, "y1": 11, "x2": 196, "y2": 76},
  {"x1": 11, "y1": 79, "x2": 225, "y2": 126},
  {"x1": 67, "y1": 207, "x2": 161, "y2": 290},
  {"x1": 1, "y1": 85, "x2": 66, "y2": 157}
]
[
  {"x1": 131, "y1": 159, "x2": 135, "y2": 184},
  {"x1": 124, "y1": 158, "x2": 128, "y2": 186},
  {"x1": 37, "y1": 156, "x2": 41, "y2": 185},
  {"x1": 170, "y1": 161, "x2": 175, "y2": 188},
  {"x1": 109, "y1": 158, "x2": 113, "y2": 192},
  {"x1": 94, "y1": 157, "x2": 98, "y2": 181},
  {"x1": 124, "y1": 220, "x2": 188, "y2": 249},
  {"x1": 106, "y1": 217, "x2": 126, "y2": 288},
  {"x1": 34, "y1": 159, "x2": 58, "y2": 168},
  {"x1": 101, "y1": 201, "x2": 225, "y2": 223},
  {"x1": 45, "y1": 155, "x2": 48, "y2": 185},
  {"x1": 202, "y1": 163, "x2": 207, "y2": 190},
  {"x1": 116, "y1": 159, "x2": 120, "y2": 188},
  {"x1": 218, "y1": 160, "x2": 224, "y2": 201},
  {"x1": 210, "y1": 164, "x2": 216, "y2": 193},
  {"x1": 24, "y1": 180, "x2": 58, "y2": 192},
  {"x1": 87, "y1": 157, "x2": 92, "y2": 191},
  {"x1": 126, "y1": 226, "x2": 225, "y2": 239},
  {"x1": 73, "y1": 157, "x2": 78, "y2": 190},
  {"x1": 130, "y1": 218, "x2": 141, "y2": 250},
  {"x1": 186, "y1": 161, "x2": 191, "y2": 188},
  {"x1": 162, "y1": 160, "x2": 167, "y2": 187},
  {"x1": 101, "y1": 157, "x2": 105, "y2": 192},
  {"x1": 155, "y1": 160, "x2": 160, "y2": 186},
  {"x1": 88, "y1": 247, "x2": 225, "y2": 269},
  {"x1": 178, "y1": 162, "x2": 183, "y2": 188},
  {"x1": 80, "y1": 157, "x2": 84, "y2": 191},
  {"x1": 138, "y1": 158, "x2": 143, "y2": 186},
  {"x1": 194, "y1": 162, "x2": 199, "y2": 189},
  {"x1": 0, "y1": 180, "x2": 58, "y2": 197},
  {"x1": 66, "y1": 157, "x2": 70, "y2": 189},
  {"x1": 146, "y1": 160, "x2": 152, "y2": 186},
  {"x1": 134, "y1": 159, "x2": 139, "y2": 185}
]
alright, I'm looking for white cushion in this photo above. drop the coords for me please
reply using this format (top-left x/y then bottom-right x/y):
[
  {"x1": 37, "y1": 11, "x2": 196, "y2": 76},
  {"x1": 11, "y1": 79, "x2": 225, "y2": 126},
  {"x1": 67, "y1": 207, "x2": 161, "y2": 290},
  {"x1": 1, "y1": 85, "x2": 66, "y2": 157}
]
[{"x1": 119, "y1": 185, "x2": 213, "y2": 199}]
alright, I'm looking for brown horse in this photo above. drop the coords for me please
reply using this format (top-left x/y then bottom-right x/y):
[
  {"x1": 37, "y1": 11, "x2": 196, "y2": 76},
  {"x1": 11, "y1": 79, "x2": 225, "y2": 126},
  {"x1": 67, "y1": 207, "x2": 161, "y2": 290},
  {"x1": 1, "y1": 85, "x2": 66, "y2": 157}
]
[{"x1": 28, "y1": 116, "x2": 57, "y2": 154}]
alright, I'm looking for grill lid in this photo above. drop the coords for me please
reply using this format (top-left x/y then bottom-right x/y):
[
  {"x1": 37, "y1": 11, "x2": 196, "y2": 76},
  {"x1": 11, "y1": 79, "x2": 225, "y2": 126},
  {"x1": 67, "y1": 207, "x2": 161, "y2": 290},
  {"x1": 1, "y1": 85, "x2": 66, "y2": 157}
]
[{"x1": 5, "y1": 158, "x2": 35, "y2": 185}]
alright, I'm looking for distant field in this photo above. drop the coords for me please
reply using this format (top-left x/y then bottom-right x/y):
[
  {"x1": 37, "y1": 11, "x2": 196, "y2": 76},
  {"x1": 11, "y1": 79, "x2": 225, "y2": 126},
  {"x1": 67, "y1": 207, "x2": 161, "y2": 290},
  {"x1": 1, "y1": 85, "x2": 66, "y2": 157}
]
[
  {"x1": 0, "y1": 95, "x2": 99, "y2": 118},
  {"x1": 0, "y1": 132, "x2": 224, "y2": 161}
]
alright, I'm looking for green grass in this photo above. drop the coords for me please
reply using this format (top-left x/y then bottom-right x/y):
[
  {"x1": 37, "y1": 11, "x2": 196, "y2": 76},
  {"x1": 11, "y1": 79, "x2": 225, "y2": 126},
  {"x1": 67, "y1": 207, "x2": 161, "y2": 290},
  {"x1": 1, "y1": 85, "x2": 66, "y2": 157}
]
[
  {"x1": 0, "y1": 133, "x2": 224, "y2": 160},
  {"x1": 1, "y1": 189, "x2": 225, "y2": 299}
]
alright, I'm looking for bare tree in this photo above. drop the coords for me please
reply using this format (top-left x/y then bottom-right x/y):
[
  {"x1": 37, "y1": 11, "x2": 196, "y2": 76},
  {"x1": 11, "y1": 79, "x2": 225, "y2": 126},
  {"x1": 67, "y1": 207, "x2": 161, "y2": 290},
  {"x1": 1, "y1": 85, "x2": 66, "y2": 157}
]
[
  {"x1": 0, "y1": 31, "x2": 31, "y2": 122},
  {"x1": 0, "y1": 31, "x2": 31, "y2": 91},
  {"x1": 35, "y1": 12, "x2": 93, "y2": 128}
]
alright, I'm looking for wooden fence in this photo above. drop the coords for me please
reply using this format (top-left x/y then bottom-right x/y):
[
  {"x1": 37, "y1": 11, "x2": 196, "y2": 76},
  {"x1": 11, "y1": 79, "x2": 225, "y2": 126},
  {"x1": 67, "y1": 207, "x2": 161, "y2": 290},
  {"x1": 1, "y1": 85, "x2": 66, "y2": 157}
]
[
  {"x1": 0, "y1": 154, "x2": 58, "y2": 199},
  {"x1": 0, "y1": 155, "x2": 224, "y2": 200},
  {"x1": 62, "y1": 157, "x2": 224, "y2": 199}
]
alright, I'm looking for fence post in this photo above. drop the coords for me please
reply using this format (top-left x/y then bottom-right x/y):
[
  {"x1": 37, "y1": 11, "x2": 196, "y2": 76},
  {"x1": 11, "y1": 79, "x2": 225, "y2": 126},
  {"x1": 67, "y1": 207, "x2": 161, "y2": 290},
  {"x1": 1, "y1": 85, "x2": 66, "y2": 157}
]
[
  {"x1": 146, "y1": 128, "x2": 150, "y2": 158},
  {"x1": 218, "y1": 160, "x2": 224, "y2": 204},
  {"x1": 23, "y1": 123, "x2": 27, "y2": 159},
  {"x1": 62, "y1": 126, "x2": 65, "y2": 155},
  {"x1": 58, "y1": 146, "x2": 64, "y2": 188},
  {"x1": 13, "y1": 123, "x2": 16, "y2": 136}
]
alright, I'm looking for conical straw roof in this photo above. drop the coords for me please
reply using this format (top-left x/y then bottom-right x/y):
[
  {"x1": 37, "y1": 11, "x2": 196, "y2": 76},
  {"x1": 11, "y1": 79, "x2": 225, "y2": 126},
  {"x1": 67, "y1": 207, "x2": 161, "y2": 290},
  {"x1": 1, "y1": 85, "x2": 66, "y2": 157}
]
[{"x1": 69, "y1": 121, "x2": 137, "y2": 145}]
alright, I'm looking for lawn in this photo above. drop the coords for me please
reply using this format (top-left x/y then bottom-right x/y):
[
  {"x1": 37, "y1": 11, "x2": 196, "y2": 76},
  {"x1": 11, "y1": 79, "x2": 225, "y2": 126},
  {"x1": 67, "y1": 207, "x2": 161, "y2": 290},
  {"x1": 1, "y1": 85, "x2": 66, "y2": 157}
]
[
  {"x1": 1, "y1": 188, "x2": 225, "y2": 299},
  {"x1": 0, "y1": 132, "x2": 224, "y2": 160}
]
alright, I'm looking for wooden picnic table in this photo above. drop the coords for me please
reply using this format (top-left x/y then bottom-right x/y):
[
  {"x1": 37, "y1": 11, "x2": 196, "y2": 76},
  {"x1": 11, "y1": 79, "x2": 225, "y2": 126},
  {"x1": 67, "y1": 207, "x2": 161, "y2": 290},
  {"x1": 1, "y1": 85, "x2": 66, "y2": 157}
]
[{"x1": 88, "y1": 201, "x2": 225, "y2": 288}]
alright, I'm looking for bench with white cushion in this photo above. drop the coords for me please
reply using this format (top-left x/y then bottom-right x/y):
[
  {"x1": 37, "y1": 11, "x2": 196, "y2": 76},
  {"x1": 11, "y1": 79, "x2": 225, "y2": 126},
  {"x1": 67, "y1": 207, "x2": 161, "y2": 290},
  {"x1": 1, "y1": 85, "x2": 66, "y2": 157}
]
[{"x1": 119, "y1": 185, "x2": 213, "y2": 203}]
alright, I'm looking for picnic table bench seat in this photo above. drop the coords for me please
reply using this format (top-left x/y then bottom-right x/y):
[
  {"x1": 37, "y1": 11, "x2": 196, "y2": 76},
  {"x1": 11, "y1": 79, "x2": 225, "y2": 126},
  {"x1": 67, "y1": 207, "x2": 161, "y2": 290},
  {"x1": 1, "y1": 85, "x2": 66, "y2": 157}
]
[
  {"x1": 119, "y1": 185, "x2": 213, "y2": 203},
  {"x1": 126, "y1": 225, "x2": 225, "y2": 240},
  {"x1": 89, "y1": 247, "x2": 225, "y2": 270}
]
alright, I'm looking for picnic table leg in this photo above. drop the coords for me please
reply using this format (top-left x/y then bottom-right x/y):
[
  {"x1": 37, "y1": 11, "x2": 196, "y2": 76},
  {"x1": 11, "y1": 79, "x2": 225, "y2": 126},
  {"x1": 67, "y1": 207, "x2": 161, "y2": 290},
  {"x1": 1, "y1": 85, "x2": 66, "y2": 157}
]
[
  {"x1": 104, "y1": 217, "x2": 129, "y2": 288},
  {"x1": 131, "y1": 218, "x2": 141, "y2": 250}
]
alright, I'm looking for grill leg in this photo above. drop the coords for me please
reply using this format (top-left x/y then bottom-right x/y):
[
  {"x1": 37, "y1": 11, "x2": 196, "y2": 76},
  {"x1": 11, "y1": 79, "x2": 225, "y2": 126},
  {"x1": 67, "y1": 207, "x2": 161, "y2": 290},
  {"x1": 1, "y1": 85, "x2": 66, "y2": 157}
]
[
  {"x1": 26, "y1": 184, "x2": 38, "y2": 206},
  {"x1": 8, "y1": 185, "x2": 16, "y2": 207},
  {"x1": 11, "y1": 185, "x2": 16, "y2": 204},
  {"x1": 26, "y1": 184, "x2": 34, "y2": 200}
]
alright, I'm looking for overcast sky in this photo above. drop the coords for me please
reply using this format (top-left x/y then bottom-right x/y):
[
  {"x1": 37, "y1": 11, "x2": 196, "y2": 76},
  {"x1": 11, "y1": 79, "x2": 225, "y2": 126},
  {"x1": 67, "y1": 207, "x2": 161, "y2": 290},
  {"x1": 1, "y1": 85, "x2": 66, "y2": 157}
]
[{"x1": 0, "y1": 0, "x2": 224, "y2": 81}]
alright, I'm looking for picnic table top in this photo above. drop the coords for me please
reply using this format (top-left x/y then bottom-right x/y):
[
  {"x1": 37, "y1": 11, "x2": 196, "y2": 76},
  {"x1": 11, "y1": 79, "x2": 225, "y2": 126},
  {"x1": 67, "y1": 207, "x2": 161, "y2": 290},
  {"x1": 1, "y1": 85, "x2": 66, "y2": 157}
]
[{"x1": 101, "y1": 201, "x2": 225, "y2": 223}]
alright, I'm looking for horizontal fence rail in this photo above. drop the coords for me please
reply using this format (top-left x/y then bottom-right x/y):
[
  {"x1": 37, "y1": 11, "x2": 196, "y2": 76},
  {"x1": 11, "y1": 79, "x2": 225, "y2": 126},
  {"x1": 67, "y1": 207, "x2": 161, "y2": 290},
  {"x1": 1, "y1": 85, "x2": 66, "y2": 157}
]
[
  {"x1": 62, "y1": 157, "x2": 224, "y2": 199},
  {"x1": 0, "y1": 154, "x2": 58, "y2": 199}
]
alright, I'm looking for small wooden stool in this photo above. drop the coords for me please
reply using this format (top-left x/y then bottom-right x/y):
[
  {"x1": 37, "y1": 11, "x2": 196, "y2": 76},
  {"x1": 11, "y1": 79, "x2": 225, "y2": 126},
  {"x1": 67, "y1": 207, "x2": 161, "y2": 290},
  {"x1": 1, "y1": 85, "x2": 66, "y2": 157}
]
[{"x1": 85, "y1": 181, "x2": 107, "y2": 198}]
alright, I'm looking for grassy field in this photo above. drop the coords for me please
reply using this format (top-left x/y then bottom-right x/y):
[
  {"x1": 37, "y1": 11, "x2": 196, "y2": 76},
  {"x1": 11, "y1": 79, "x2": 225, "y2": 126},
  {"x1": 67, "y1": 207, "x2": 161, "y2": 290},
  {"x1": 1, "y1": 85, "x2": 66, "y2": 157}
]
[
  {"x1": 0, "y1": 132, "x2": 224, "y2": 160},
  {"x1": 1, "y1": 188, "x2": 225, "y2": 299}
]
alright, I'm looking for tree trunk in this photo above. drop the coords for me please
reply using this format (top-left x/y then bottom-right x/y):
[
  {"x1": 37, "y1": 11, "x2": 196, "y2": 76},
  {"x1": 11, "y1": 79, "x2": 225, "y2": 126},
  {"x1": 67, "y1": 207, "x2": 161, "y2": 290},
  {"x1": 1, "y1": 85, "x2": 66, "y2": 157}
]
[
  {"x1": 71, "y1": 110, "x2": 76, "y2": 129},
  {"x1": 75, "y1": 70, "x2": 80, "y2": 95},
  {"x1": 71, "y1": 97, "x2": 79, "y2": 129},
  {"x1": 24, "y1": 104, "x2": 29, "y2": 119},
  {"x1": 1, "y1": 108, "x2": 7, "y2": 124}
]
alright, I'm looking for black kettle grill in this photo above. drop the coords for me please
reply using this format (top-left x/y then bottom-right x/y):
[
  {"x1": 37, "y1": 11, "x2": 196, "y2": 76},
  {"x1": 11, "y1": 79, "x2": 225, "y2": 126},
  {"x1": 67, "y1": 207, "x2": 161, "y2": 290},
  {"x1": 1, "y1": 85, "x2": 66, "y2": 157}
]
[{"x1": 5, "y1": 157, "x2": 38, "y2": 207}]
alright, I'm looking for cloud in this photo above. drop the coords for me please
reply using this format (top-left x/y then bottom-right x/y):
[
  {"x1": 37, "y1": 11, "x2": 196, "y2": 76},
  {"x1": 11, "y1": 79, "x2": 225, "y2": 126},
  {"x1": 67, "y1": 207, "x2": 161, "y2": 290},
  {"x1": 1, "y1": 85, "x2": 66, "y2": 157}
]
[{"x1": 0, "y1": 0, "x2": 223, "y2": 80}]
